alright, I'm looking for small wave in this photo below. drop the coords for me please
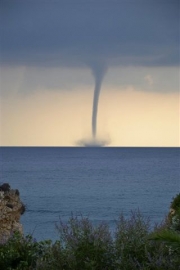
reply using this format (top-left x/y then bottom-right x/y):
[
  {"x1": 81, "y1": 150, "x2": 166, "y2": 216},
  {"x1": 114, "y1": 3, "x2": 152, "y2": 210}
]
[{"x1": 27, "y1": 209, "x2": 62, "y2": 214}]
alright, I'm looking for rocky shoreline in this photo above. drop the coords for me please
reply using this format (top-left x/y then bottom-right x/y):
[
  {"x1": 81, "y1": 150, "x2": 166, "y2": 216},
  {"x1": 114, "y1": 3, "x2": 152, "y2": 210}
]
[{"x1": 0, "y1": 183, "x2": 25, "y2": 241}]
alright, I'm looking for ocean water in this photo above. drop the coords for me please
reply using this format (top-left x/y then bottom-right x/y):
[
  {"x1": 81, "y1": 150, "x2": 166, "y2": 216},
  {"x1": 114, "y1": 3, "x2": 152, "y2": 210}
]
[{"x1": 0, "y1": 147, "x2": 179, "y2": 241}]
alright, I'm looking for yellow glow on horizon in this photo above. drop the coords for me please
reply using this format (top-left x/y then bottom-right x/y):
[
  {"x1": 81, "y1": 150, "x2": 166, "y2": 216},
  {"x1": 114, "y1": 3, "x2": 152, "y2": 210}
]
[
  {"x1": 101, "y1": 88, "x2": 179, "y2": 146},
  {"x1": 0, "y1": 87, "x2": 179, "y2": 146}
]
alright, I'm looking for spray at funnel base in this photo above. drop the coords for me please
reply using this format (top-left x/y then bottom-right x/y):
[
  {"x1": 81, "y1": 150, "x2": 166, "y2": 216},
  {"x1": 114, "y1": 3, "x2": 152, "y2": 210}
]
[{"x1": 76, "y1": 137, "x2": 110, "y2": 147}]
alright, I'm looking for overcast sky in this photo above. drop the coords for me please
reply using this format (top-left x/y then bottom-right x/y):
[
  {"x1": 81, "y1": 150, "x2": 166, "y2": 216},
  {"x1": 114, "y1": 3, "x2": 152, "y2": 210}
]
[
  {"x1": 0, "y1": 0, "x2": 179, "y2": 146},
  {"x1": 1, "y1": 0, "x2": 179, "y2": 66}
]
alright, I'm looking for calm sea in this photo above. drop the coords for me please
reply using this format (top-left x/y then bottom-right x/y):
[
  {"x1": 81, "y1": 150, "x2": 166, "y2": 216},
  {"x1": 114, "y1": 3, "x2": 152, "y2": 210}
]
[{"x1": 0, "y1": 147, "x2": 179, "y2": 241}]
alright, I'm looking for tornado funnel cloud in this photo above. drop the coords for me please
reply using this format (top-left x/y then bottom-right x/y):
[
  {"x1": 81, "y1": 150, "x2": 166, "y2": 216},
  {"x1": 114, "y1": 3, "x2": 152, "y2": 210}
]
[
  {"x1": 91, "y1": 65, "x2": 106, "y2": 139},
  {"x1": 76, "y1": 65, "x2": 108, "y2": 147},
  {"x1": 92, "y1": 77, "x2": 102, "y2": 138}
]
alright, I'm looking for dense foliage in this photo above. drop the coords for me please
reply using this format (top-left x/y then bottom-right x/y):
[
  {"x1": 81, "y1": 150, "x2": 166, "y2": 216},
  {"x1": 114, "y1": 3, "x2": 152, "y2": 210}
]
[
  {"x1": 170, "y1": 193, "x2": 180, "y2": 210},
  {"x1": 150, "y1": 193, "x2": 180, "y2": 258},
  {"x1": 0, "y1": 194, "x2": 180, "y2": 270}
]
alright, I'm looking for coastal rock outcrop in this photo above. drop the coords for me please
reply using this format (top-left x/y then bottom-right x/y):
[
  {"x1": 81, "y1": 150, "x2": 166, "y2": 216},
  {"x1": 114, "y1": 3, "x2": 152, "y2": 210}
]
[
  {"x1": 169, "y1": 193, "x2": 180, "y2": 232},
  {"x1": 0, "y1": 183, "x2": 25, "y2": 241}
]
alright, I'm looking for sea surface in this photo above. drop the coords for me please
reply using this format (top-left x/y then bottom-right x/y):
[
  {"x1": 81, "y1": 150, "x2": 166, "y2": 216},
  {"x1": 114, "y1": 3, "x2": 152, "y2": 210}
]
[{"x1": 0, "y1": 147, "x2": 179, "y2": 241}]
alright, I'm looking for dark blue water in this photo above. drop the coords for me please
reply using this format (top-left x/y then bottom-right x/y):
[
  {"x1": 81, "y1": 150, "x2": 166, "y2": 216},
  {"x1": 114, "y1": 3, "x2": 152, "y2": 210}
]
[{"x1": 0, "y1": 147, "x2": 179, "y2": 241}]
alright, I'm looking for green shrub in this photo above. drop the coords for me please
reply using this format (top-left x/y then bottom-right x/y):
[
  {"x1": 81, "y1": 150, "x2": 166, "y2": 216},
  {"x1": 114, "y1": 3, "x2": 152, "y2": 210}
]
[
  {"x1": 171, "y1": 193, "x2": 180, "y2": 210},
  {"x1": 0, "y1": 232, "x2": 52, "y2": 270},
  {"x1": 114, "y1": 211, "x2": 177, "y2": 270},
  {"x1": 149, "y1": 193, "x2": 180, "y2": 268},
  {"x1": 55, "y1": 215, "x2": 115, "y2": 270},
  {"x1": 149, "y1": 230, "x2": 180, "y2": 253},
  {"x1": 169, "y1": 193, "x2": 180, "y2": 232},
  {"x1": 0, "y1": 210, "x2": 180, "y2": 269}
]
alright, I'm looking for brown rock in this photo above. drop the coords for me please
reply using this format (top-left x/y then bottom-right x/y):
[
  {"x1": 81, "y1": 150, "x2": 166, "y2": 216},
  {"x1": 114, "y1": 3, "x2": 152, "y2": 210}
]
[{"x1": 0, "y1": 183, "x2": 25, "y2": 241}]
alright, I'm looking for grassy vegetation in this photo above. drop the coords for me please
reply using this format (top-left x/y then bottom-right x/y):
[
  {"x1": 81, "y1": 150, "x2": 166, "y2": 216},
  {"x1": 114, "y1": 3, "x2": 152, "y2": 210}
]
[{"x1": 0, "y1": 194, "x2": 180, "y2": 270}]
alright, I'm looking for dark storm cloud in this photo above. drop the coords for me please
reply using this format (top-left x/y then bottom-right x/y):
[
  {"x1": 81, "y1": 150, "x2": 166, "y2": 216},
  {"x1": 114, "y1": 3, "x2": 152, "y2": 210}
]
[{"x1": 0, "y1": 0, "x2": 179, "y2": 68}]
